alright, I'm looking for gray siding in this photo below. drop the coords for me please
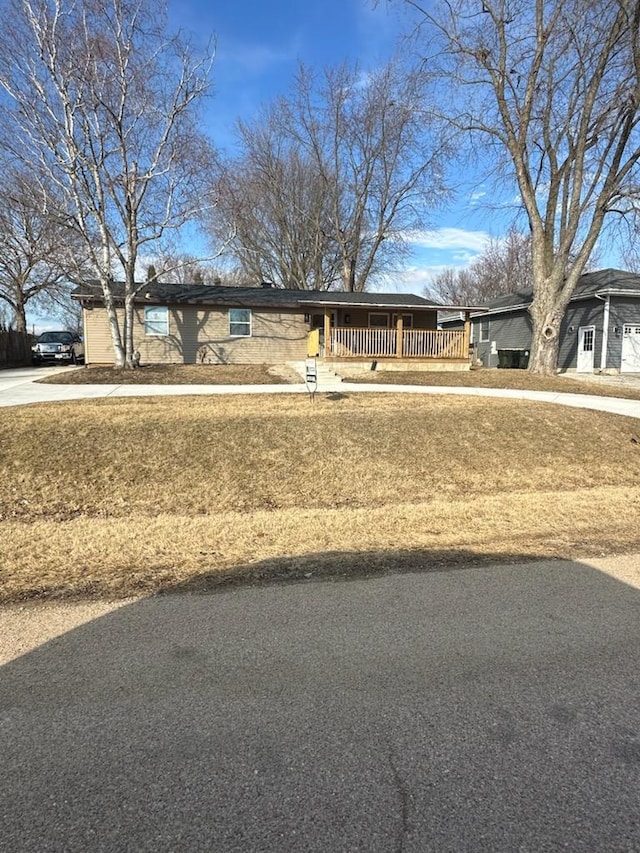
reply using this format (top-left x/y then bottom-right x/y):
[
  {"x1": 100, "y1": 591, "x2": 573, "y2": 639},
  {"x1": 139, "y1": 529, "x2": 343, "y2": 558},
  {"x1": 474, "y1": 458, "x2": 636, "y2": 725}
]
[
  {"x1": 608, "y1": 297, "x2": 640, "y2": 369},
  {"x1": 557, "y1": 298, "x2": 603, "y2": 370},
  {"x1": 472, "y1": 310, "x2": 532, "y2": 367},
  {"x1": 445, "y1": 288, "x2": 640, "y2": 372}
]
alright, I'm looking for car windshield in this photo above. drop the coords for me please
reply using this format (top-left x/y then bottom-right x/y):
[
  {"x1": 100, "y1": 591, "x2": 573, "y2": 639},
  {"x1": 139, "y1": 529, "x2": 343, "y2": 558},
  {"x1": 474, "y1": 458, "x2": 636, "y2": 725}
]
[{"x1": 37, "y1": 332, "x2": 74, "y2": 344}]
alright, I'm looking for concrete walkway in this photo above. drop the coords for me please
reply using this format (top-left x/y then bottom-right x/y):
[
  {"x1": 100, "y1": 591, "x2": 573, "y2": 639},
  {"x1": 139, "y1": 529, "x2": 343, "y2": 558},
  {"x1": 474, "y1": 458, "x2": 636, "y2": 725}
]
[{"x1": 1, "y1": 366, "x2": 640, "y2": 419}]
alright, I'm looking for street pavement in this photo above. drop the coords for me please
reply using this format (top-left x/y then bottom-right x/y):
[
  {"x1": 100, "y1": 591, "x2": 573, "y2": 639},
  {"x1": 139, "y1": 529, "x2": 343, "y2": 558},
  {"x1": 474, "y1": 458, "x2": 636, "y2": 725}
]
[
  {"x1": 1, "y1": 366, "x2": 640, "y2": 418},
  {"x1": 1, "y1": 555, "x2": 640, "y2": 852}
]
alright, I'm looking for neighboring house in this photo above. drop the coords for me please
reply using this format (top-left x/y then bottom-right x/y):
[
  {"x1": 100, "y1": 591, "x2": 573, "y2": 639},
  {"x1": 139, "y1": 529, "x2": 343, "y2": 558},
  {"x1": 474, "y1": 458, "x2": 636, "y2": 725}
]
[
  {"x1": 441, "y1": 268, "x2": 640, "y2": 373},
  {"x1": 72, "y1": 281, "x2": 481, "y2": 369}
]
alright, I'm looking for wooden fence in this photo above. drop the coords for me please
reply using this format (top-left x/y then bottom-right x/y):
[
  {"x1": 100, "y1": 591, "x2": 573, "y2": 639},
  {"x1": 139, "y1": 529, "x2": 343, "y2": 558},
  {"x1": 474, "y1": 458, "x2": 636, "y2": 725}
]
[{"x1": 0, "y1": 329, "x2": 34, "y2": 366}]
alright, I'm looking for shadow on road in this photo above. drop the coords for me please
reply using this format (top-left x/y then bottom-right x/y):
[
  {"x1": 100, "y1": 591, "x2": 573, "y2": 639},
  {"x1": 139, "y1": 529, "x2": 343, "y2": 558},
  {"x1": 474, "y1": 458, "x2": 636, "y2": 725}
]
[
  {"x1": 160, "y1": 546, "x2": 546, "y2": 596},
  {"x1": 2, "y1": 549, "x2": 640, "y2": 852}
]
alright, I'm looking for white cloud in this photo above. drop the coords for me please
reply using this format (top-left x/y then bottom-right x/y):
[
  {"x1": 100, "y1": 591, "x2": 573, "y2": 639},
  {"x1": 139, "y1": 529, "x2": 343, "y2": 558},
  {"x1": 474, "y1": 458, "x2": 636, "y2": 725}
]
[
  {"x1": 376, "y1": 264, "x2": 454, "y2": 295},
  {"x1": 405, "y1": 227, "x2": 492, "y2": 253},
  {"x1": 218, "y1": 35, "x2": 301, "y2": 76}
]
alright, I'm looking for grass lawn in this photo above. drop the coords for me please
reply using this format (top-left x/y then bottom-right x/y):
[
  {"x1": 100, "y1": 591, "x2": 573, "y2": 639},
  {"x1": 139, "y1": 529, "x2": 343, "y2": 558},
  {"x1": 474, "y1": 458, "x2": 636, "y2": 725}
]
[
  {"x1": 344, "y1": 368, "x2": 640, "y2": 400},
  {"x1": 36, "y1": 363, "x2": 299, "y2": 385},
  {"x1": 1, "y1": 393, "x2": 640, "y2": 602}
]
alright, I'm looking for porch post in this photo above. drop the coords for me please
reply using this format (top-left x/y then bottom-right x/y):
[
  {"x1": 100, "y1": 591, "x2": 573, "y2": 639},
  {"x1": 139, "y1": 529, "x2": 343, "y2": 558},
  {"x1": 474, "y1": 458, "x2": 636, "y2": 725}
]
[
  {"x1": 396, "y1": 314, "x2": 403, "y2": 358},
  {"x1": 463, "y1": 311, "x2": 471, "y2": 360},
  {"x1": 324, "y1": 310, "x2": 331, "y2": 358}
]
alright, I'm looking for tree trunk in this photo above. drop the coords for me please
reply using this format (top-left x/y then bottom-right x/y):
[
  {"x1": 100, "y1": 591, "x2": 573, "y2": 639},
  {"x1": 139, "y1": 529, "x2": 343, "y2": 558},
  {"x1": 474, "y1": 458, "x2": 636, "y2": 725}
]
[
  {"x1": 102, "y1": 283, "x2": 126, "y2": 368},
  {"x1": 124, "y1": 295, "x2": 136, "y2": 368},
  {"x1": 13, "y1": 297, "x2": 27, "y2": 334},
  {"x1": 528, "y1": 317, "x2": 561, "y2": 375},
  {"x1": 343, "y1": 257, "x2": 356, "y2": 292},
  {"x1": 527, "y1": 264, "x2": 569, "y2": 375}
]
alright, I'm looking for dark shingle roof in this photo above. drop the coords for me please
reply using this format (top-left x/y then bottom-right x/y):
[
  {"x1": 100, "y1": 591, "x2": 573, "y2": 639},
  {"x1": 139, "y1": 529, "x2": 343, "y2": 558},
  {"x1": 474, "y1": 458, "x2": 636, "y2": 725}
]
[
  {"x1": 463, "y1": 268, "x2": 640, "y2": 317},
  {"x1": 72, "y1": 281, "x2": 471, "y2": 311}
]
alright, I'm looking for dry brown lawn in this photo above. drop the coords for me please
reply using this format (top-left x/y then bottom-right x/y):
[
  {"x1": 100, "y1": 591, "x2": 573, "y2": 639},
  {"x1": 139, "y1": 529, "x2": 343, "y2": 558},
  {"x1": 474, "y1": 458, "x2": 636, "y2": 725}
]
[
  {"x1": 36, "y1": 363, "x2": 298, "y2": 385},
  {"x1": 344, "y1": 368, "x2": 640, "y2": 400},
  {"x1": 1, "y1": 393, "x2": 640, "y2": 601}
]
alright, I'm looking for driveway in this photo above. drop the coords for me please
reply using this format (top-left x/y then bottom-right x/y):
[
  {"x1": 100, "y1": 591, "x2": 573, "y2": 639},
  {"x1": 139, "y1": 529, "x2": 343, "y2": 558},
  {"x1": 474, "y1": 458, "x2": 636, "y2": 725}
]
[
  {"x1": 1, "y1": 553, "x2": 640, "y2": 852},
  {"x1": 0, "y1": 365, "x2": 80, "y2": 392},
  {"x1": 560, "y1": 371, "x2": 640, "y2": 391},
  {"x1": 1, "y1": 365, "x2": 640, "y2": 418}
]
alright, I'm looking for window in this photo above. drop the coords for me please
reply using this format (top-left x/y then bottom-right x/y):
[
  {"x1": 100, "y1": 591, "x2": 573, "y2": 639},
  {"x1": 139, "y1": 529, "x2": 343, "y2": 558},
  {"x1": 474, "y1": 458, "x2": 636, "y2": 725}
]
[
  {"x1": 229, "y1": 308, "x2": 251, "y2": 337},
  {"x1": 479, "y1": 319, "x2": 490, "y2": 342},
  {"x1": 392, "y1": 313, "x2": 413, "y2": 328},
  {"x1": 144, "y1": 306, "x2": 168, "y2": 336},
  {"x1": 368, "y1": 312, "x2": 390, "y2": 328},
  {"x1": 581, "y1": 328, "x2": 594, "y2": 352}
]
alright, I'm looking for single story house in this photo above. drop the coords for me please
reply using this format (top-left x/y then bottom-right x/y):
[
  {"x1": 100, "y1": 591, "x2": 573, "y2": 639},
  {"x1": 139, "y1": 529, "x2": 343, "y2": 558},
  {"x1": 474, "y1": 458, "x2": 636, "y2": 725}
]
[
  {"x1": 72, "y1": 281, "x2": 483, "y2": 370},
  {"x1": 441, "y1": 268, "x2": 640, "y2": 373}
]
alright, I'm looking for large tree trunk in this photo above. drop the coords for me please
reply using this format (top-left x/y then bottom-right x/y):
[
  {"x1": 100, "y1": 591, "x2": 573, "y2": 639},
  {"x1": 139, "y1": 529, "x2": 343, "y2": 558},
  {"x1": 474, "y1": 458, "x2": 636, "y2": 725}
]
[
  {"x1": 527, "y1": 258, "x2": 579, "y2": 375},
  {"x1": 13, "y1": 296, "x2": 27, "y2": 334},
  {"x1": 528, "y1": 283, "x2": 568, "y2": 375},
  {"x1": 528, "y1": 317, "x2": 561, "y2": 375}
]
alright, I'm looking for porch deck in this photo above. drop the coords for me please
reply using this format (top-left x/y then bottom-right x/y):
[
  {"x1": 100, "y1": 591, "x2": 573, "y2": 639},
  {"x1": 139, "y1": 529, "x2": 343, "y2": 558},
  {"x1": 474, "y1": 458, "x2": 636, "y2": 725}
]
[{"x1": 308, "y1": 326, "x2": 470, "y2": 363}]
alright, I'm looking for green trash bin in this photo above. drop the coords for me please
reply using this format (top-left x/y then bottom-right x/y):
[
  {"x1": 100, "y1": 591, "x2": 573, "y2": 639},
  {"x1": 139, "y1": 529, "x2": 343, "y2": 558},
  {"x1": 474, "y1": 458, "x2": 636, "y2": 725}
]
[
  {"x1": 498, "y1": 349, "x2": 530, "y2": 368},
  {"x1": 497, "y1": 350, "x2": 510, "y2": 368}
]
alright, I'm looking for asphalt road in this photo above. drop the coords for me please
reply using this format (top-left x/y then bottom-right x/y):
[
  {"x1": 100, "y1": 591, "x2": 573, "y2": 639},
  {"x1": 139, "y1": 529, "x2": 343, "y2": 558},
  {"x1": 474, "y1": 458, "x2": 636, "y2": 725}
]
[{"x1": 1, "y1": 557, "x2": 640, "y2": 852}]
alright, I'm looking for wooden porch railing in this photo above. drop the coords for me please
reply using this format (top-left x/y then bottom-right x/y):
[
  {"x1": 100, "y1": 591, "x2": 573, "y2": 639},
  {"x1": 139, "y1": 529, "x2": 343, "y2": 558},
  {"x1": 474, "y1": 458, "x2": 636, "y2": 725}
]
[
  {"x1": 330, "y1": 328, "x2": 397, "y2": 357},
  {"x1": 328, "y1": 327, "x2": 467, "y2": 359},
  {"x1": 401, "y1": 329, "x2": 467, "y2": 359}
]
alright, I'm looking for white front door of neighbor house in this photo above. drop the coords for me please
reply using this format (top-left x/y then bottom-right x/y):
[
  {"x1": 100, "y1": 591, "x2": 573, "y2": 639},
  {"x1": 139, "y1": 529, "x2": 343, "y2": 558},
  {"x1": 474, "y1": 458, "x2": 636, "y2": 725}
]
[
  {"x1": 577, "y1": 325, "x2": 596, "y2": 372},
  {"x1": 621, "y1": 324, "x2": 640, "y2": 372}
]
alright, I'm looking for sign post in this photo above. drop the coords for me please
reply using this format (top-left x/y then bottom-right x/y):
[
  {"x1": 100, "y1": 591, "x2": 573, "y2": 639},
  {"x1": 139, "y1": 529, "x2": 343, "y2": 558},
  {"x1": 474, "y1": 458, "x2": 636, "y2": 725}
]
[{"x1": 305, "y1": 357, "x2": 318, "y2": 401}]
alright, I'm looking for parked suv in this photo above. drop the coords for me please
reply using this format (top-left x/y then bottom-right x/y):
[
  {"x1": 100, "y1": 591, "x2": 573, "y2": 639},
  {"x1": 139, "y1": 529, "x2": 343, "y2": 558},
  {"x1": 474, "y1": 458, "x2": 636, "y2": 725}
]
[{"x1": 32, "y1": 331, "x2": 84, "y2": 365}]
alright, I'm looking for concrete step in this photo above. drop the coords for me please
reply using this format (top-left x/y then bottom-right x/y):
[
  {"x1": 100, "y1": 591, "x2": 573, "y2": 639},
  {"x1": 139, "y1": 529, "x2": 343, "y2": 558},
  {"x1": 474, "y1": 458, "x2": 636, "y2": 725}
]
[{"x1": 288, "y1": 361, "x2": 343, "y2": 383}]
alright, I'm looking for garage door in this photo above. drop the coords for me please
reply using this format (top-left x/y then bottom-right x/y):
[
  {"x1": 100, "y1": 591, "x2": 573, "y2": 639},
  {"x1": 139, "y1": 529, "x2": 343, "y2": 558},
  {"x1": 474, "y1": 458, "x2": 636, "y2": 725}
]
[{"x1": 621, "y1": 325, "x2": 640, "y2": 372}]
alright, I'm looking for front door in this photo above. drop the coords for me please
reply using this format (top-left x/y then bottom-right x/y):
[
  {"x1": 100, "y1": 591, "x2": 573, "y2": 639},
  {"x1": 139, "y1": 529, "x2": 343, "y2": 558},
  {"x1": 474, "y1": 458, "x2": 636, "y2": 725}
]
[
  {"x1": 621, "y1": 324, "x2": 640, "y2": 372},
  {"x1": 577, "y1": 325, "x2": 595, "y2": 372}
]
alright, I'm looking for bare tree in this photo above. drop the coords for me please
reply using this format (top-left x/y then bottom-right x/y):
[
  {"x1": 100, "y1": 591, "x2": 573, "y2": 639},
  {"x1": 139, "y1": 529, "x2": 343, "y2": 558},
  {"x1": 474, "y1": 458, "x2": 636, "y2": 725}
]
[
  {"x1": 428, "y1": 227, "x2": 534, "y2": 304},
  {"x1": 297, "y1": 61, "x2": 449, "y2": 292},
  {"x1": 620, "y1": 216, "x2": 640, "y2": 271},
  {"x1": 0, "y1": 167, "x2": 80, "y2": 332},
  {"x1": 407, "y1": 0, "x2": 640, "y2": 373},
  {"x1": 149, "y1": 250, "x2": 245, "y2": 285},
  {"x1": 428, "y1": 266, "x2": 479, "y2": 305},
  {"x1": 211, "y1": 123, "x2": 341, "y2": 289},
  {"x1": 0, "y1": 0, "x2": 216, "y2": 367},
  {"x1": 209, "y1": 58, "x2": 448, "y2": 292}
]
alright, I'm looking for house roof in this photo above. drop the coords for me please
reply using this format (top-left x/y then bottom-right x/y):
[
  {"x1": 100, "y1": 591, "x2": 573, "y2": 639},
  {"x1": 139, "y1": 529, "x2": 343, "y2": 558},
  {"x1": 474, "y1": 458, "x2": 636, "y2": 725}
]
[
  {"x1": 72, "y1": 281, "x2": 484, "y2": 313},
  {"x1": 443, "y1": 268, "x2": 640, "y2": 320}
]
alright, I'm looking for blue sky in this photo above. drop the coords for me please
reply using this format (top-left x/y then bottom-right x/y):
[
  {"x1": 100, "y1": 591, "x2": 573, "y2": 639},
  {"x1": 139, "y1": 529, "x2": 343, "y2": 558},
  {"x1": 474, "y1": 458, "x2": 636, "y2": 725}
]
[
  {"x1": 28, "y1": 0, "x2": 626, "y2": 330},
  {"x1": 168, "y1": 0, "x2": 504, "y2": 295}
]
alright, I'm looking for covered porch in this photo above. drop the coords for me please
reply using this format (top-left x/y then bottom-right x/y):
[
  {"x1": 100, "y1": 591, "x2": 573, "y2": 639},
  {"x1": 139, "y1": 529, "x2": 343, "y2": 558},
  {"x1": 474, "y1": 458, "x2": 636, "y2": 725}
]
[{"x1": 307, "y1": 309, "x2": 472, "y2": 366}]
